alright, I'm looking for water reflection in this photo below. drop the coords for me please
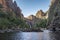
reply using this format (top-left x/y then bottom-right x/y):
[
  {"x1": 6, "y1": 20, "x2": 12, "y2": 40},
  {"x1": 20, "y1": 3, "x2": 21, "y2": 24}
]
[
  {"x1": 20, "y1": 32, "x2": 43, "y2": 40},
  {"x1": 0, "y1": 32, "x2": 43, "y2": 40},
  {"x1": 0, "y1": 30, "x2": 60, "y2": 40}
]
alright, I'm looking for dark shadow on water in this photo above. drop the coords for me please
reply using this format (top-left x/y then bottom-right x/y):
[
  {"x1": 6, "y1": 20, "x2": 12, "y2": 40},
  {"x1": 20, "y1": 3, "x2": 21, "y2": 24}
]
[{"x1": 49, "y1": 31, "x2": 60, "y2": 40}]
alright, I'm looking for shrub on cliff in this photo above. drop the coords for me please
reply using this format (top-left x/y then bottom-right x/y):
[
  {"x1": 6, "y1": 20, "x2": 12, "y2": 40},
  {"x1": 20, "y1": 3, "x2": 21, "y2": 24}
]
[
  {"x1": 35, "y1": 19, "x2": 47, "y2": 28},
  {"x1": 0, "y1": 11, "x2": 8, "y2": 18},
  {"x1": 0, "y1": 11, "x2": 29, "y2": 29}
]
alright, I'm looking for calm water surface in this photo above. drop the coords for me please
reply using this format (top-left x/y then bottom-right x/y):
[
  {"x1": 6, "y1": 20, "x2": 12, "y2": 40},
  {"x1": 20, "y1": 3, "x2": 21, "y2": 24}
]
[{"x1": 0, "y1": 30, "x2": 60, "y2": 40}]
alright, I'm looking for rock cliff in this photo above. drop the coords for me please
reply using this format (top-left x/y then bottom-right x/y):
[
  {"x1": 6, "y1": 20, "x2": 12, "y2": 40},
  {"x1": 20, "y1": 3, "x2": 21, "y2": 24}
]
[
  {"x1": 26, "y1": 10, "x2": 48, "y2": 27},
  {"x1": 36, "y1": 10, "x2": 47, "y2": 19},
  {"x1": 0, "y1": 0, "x2": 24, "y2": 19},
  {"x1": 48, "y1": 0, "x2": 60, "y2": 29}
]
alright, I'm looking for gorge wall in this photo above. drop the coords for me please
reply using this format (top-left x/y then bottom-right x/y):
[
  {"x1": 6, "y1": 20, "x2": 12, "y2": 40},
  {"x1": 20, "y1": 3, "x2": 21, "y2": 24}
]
[
  {"x1": 0, "y1": 0, "x2": 48, "y2": 28},
  {"x1": 27, "y1": 10, "x2": 48, "y2": 20},
  {"x1": 25, "y1": 10, "x2": 48, "y2": 27},
  {"x1": 48, "y1": 0, "x2": 60, "y2": 28},
  {"x1": 0, "y1": 0, "x2": 24, "y2": 19}
]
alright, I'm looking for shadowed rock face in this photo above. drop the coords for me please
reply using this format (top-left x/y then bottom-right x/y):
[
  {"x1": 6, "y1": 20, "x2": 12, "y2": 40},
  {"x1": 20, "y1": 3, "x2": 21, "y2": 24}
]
[
  {"x1": 25, "y1": 15, "x2": 41, "y2": 27},
  {"x1": 48, "y1": 0, "x2": 60, "y2": 29},
  {"x1": 48, "y1": 16, "x2": 60, "y2": 28},
  {"x1": 0, "y1": 0, "x2": 24, "y2": 19}
]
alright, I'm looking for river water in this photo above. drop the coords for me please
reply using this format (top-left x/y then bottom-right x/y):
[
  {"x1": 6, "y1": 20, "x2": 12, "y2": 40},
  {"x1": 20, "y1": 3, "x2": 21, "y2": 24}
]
[{"x1": 0, "y1": 30, "x2": 60, "y2": 40}]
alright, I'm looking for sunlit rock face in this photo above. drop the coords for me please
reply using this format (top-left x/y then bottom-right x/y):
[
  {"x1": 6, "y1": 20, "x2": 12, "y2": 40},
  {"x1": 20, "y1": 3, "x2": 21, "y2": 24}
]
[
  {"x1": 36, "y1": 10, "x2": 47, "y2": 19},
  {"x1": 0, "y1": 0, "x2": 8, "y2": 11},
  {"x1": 50, "y1": 0, "x2": 56, "y2": 5},
  {"x1": 26, "y1": 15, "x2": 37, "y2": 26},
  {"x1": 36, "y1": 10, "x2": 44, "y2": 19},
  {"x1": 0, "y1": 0, "x2": 4, "y2": 5},
  {"x1": 27, "y1": 10, "x2": 48, "y2": 21},
  {"x1": 0, "y1": 0, "x2": 24, "y2": 19},
  {"x1": 48, "y1": 0, "x2": 60, "y2": 28},
  {"x1": 27, "y1": 15, "x2": 36, "y2": 20}
]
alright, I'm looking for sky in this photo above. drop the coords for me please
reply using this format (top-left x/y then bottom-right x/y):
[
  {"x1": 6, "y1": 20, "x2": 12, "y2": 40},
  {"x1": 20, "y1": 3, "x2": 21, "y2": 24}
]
[{"x1": 14, "y1": 0, "x2": 51, "y2": 17}]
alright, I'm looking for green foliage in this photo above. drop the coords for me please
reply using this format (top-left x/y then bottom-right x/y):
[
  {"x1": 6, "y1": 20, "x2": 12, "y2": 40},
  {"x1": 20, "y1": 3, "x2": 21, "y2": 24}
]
[
  {"x1": 0, "y1": 11, "x2": 8, "y2": 18},
  {"x1": 0, "y1": 4, "x2": 3, "y2": 8},
  {"x1": 0, "y1": 11, "x2": 29, "y2": 29},
  {"x1": 0, "y1": 18, "x2": 13, "y2": 29},
  {"x1": 35, "y1": 19, "x2": 47, "y2": 28}
]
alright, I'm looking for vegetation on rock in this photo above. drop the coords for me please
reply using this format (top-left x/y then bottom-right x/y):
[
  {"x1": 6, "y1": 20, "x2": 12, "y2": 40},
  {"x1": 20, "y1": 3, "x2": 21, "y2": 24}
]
[
  {"x1": 35, "y1": 19, "x2": 47, "y2": 28},
  {"x1": 0, "y1": 10, "x2": 29, "y2": 30}
]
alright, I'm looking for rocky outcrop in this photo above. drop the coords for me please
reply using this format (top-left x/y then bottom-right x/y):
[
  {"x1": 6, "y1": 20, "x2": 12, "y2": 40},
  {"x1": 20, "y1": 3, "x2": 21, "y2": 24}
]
[
  {"x1": 36, "y1": 10, "x2": 48, "y2": 19},
  {"x1": 48, "y1": 0, "x2": 58, "y2": 25},
  {"x1": 48, "y1": 16, "x2": 60, "y2": 30},
  {"x1": 27, "y1": 10, "x2": 48, "y2": 20},
  {"x1": 26, "y1": 10, "x2": 48, "y2": 27},
  {"x1": 36, "y1": 10, "x2": 44, "y2": 18},
  {"x1": 25, "y1": 15, "x2": 39, "y2": 27},
  {"x1": 0, "y1": 0, "x2": 24, "y2": 19},
  {"x1": 27, "y1": 15, "x2": 36, "y2": 20},
  {"x1": 48, "y1": 0, "x2": 60, "y2": 29}
]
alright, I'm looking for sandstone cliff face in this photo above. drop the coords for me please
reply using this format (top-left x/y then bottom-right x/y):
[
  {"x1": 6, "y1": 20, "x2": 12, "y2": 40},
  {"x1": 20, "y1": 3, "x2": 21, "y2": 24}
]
[
  {"x1": 0, "y1": 0, "x2": 8, "y2": 11},
  {"x1": 27, "y1": 10, "x2": 48, "y2": 20},
  {"x1": 36, "y1": 10, "x2": 44, "y2": 18},
  {"x1": 0, "y1": 0, "x2": 24, "y2": 19},
  {"x1": 36, "y1": 10, "x2": 47, "y2": 19}
]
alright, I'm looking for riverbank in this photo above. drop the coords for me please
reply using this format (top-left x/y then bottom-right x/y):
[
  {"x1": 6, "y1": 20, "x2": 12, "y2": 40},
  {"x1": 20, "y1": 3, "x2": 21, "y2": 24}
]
[
  {"x1": 0, "y1": 28, "x2": 43, "y2": 33},
  {"x1": 21, "y1": 28, "x2": 43, "y2": 32}
]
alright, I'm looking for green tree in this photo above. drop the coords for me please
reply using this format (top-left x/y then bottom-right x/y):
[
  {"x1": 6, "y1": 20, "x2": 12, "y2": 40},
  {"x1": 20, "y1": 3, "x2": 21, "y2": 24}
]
[
  {"x1": 35, "y1": 19, "x2": 47, "y2": 28},
  {"x1": 0, "y1": 10, "x2": 30, "y2": 30}
]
